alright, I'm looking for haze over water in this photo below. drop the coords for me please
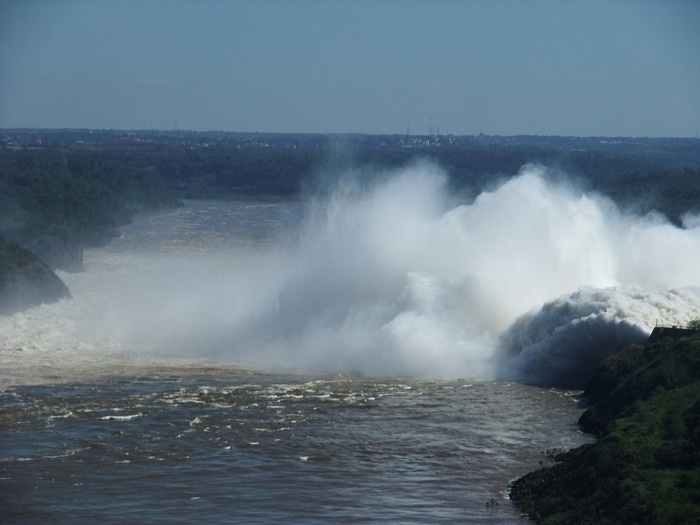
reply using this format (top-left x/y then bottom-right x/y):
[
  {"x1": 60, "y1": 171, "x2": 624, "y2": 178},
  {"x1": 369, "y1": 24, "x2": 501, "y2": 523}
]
[{"x1": 3, "y1": 163, "x2": 700, "y2": 388}]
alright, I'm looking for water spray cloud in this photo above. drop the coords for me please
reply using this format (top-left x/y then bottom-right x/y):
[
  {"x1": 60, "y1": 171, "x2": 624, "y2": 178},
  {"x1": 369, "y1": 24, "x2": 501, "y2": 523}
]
[
  {"x1": 203, "y1": 162, "x2": 700, "y2": 383},
  {"x1": 6, "y1": 162, "x2": 700, "y2": 387}
]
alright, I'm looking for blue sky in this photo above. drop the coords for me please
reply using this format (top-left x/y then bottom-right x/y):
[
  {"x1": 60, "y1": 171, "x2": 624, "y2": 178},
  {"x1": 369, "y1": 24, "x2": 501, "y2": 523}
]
[{"x1": 1, "y1": 0, "x2": 699, "y2": 136}]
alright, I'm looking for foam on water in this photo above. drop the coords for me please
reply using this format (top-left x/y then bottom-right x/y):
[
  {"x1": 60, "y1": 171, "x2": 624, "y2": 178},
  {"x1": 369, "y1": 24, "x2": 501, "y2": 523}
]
[
  {"x1": 500, "y1": 285, "x2": 700, "y2": 385},
  {"x1": 2, "y1": 163, "x2": 700, "y2": 387}
]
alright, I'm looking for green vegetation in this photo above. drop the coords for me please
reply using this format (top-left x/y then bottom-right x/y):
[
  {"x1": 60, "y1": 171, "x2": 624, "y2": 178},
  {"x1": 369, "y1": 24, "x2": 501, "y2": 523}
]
[
  {"x1": 6, "y1": 129, "x2": 700, "y2": 218},
  {"x1": 510, "y1": 335, "x2": 700, "y2": 524},
  {"x1": 0, "y1": 149, "x2": 179, "y2": 271},
  {"x1": 687, "y1": 319, "x2": 700, "y2": 330},
  {"x1": 0, "y1": 146, "x2": 179, "y2": 314},
  {"x1": 92, "y1": 141, "x2": 700, "y2": 223}
]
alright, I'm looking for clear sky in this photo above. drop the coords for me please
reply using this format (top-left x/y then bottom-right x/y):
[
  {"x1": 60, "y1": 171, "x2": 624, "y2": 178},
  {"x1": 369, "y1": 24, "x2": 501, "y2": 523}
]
[{"x1": 1, "y1": 0, "x2": 699, "y2": 137}]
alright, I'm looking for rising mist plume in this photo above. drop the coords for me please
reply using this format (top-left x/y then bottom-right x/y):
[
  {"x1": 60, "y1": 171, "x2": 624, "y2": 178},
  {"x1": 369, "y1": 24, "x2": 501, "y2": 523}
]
[{"x1": 8, "y1": 162, "x2": 700, "y2": 387}]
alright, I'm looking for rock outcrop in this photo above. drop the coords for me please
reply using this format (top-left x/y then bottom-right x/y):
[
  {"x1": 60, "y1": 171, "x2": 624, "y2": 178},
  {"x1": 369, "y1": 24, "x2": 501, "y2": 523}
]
[{"x1": 0, "y1": 237, "x2": 71, "y2": 315}]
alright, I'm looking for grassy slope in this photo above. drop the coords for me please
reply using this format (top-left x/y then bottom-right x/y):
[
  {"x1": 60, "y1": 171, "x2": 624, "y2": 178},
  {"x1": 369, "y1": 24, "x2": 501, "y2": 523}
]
[{"x1": 510, "y1": 336, "x2": 700, "y2": 525}]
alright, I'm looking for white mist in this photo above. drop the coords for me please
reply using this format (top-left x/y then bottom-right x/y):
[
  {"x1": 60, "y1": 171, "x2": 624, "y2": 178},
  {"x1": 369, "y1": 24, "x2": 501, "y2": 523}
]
[{"x1": 3, "y1": 163, "x2": 700, "y2": 387}]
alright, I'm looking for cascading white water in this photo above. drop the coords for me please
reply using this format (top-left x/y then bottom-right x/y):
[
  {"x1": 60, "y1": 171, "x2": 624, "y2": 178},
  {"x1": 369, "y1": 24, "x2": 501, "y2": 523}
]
[
  {"x1": 232, "y1": 162, "x2": 700, "y2": 382},
  {"x1": 2, "y1": 162, "x2": 700, "y2": 387}
]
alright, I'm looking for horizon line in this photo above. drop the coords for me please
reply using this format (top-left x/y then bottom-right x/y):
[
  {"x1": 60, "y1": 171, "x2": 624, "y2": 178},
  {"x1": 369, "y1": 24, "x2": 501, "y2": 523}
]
[{"x1": 2, "y1": 127, "x2": 699, "y2": 141}]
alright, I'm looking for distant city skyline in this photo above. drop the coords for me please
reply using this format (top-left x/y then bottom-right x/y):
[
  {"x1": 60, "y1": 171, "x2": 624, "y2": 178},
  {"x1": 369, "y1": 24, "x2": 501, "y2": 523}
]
[{"x1": 1, "y1": 0, "x2": 699, "y2": 137}]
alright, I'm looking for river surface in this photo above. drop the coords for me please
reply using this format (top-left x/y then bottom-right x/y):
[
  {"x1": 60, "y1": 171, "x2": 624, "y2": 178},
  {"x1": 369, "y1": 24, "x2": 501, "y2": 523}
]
[{"x1": 0, "y1": 201, "x2": 592, "y2": 524}]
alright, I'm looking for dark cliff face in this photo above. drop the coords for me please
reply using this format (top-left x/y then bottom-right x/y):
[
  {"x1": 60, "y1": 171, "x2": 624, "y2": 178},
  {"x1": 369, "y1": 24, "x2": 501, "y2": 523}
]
[{"x1": 0, "y1": 237, "x2": 72, "y2": 315}]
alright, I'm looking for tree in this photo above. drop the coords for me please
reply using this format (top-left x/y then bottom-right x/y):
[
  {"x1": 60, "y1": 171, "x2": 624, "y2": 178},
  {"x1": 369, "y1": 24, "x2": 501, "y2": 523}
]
[{"x1": 687, "y1": 318, "x2": 700, "y2": 330}]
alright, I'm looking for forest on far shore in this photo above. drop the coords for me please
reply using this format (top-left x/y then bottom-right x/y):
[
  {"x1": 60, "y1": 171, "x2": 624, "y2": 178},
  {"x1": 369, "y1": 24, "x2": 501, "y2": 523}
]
[{"x1": 1, "y1": 129, "x2": 700, "y2": 276}]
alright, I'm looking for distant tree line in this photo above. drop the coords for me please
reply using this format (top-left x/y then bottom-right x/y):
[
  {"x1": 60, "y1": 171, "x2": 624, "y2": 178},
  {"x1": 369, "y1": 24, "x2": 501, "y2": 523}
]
[
  {"x1": 1, "y1": 131, "x2": 699, "y2": 274},
  {"x1": 92, "y1": 140, "x2": 700, "y2": 224}
]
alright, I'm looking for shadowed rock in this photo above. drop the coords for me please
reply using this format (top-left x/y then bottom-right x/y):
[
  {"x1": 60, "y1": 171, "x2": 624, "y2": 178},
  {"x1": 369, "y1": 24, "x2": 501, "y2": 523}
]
[{"x1": 0, "y1": 237, "x2": 71, "y2": 315}]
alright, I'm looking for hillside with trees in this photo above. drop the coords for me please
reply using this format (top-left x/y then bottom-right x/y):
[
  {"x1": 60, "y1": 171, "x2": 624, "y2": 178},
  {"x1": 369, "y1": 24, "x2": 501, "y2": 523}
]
[
  {"x1": 0, "y1": 148, "x2": 179, "y2": 271},
  {"x1": 0, "y1": 145, "x2": 179, "y2": 314}
]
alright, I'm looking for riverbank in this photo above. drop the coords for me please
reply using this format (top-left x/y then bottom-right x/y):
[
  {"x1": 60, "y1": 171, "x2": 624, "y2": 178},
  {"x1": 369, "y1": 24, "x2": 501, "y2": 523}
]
[{"x1": 510, "y1": 334, "x2": 700, "y2": 524}]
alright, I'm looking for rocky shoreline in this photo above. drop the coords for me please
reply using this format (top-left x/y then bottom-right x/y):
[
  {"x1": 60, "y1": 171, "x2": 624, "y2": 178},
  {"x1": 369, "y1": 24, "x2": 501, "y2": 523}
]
[{"x1": 510, "y1": 335, "x2": 700, "y2": 524}]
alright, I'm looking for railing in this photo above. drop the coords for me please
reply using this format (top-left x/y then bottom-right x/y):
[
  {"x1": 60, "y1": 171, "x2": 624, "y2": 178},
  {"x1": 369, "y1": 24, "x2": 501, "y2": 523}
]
[{"x1": 654, "y1": 323, "x2": 685, "y2": 329}]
